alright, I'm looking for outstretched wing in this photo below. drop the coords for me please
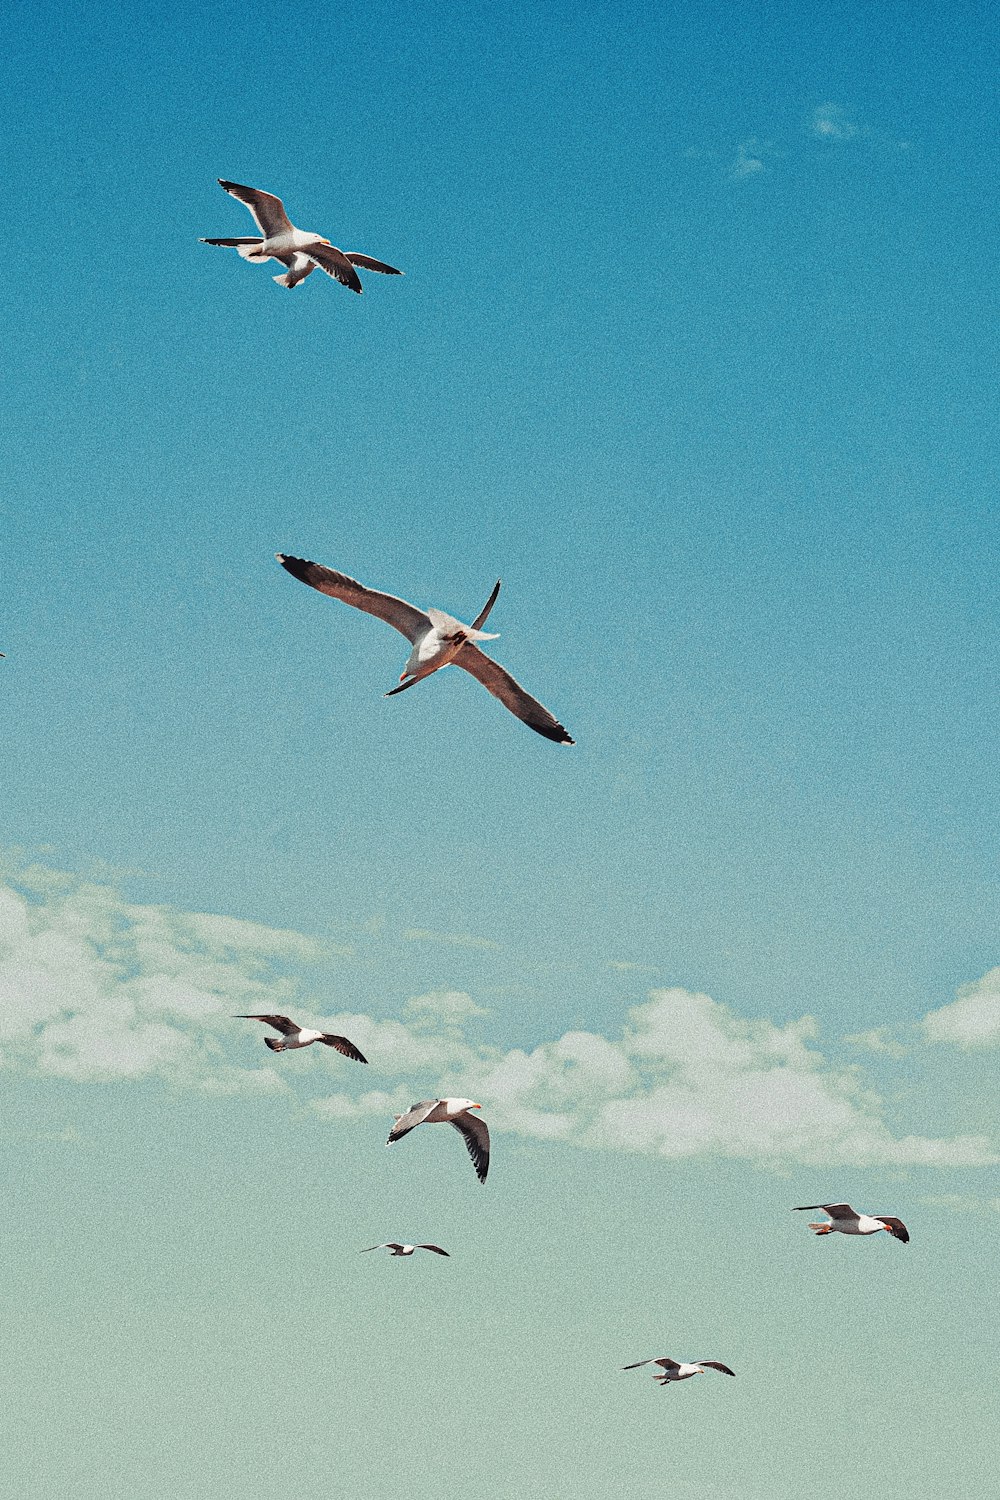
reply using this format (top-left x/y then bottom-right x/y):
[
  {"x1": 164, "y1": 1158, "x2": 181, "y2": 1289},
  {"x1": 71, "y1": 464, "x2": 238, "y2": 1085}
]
[
  {"x1": 218, "y1": 180, "x2": 293, "y2": 237},
  {"x1": 302, "y1": 243, "x2": 363, "y2": 293},
  {"x1": 454, "y1": 643, "x2": 574, "y2": 744},
  {"x1": 361, "y1": 1244, "x2": 402, "y2": 1253},
  {"x1": 450, "y1": 1110, "x2": 490, "y2": 1184},
  {"x1": 386, "y1": 1101, "x2": 440, "y2": 1144},
  {"x1": 416, "y1": 1245, "x2": 450, "y2": 1256},
  {"x1": 318, "y1": 1033, "x2": 368, "y2": 1064},
  {"x1": 794, "y1": 1203, "x2": 857, "y2": 1219},
  {"x1": 697, "y1": 1361, "x2": 736, "y2": 1376},
  {"x1": 277, "y1": 555, "x2": 429, "y2": 643},
  {"x1": 344, "y1": 252, "x2": 404, "y2": 276},
  {"x1": 623, "y1": 1357, "x2": 680, "y2": 1372},
  {"x1": 235, "y1": 1013, "x2": 298, "y2": 1036},
  {"x1": 875, "y1": 1217, "x2": 909, "y2": 1243}
]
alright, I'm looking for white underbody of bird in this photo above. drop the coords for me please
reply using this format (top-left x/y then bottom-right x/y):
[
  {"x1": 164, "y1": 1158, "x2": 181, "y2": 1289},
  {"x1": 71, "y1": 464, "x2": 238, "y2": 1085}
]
[
  {"x1": 624, "y1": 1357, "x2": 736, "y2": 1386},
  {"x1": 276, "y1": 554, "x2": 574, "y2": 744},
  {"x1": 201, "y1": 180, "x2": 403, "y2": 292},
  {"x1": 386, "y1": 1098, "x2": 490, "y2": 1183},
  {"x1": 794, "y1": 1203, "x2": 909, "y2": 1242},
  {"x1": 235, "y1": 1013, "x2": 368, "y2": 1063}
]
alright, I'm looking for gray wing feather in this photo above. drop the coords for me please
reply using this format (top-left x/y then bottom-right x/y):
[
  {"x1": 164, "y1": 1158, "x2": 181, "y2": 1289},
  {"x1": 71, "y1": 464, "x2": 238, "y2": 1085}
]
[
  {"x1": 344, "y1": 253, "x2": 404, "y2": 275},
  {"x1": 318, "y1": 1033, "x2": 368, "y2": 1064},
  {"x1": 276, "y1": 555, "x2": 429, "y2": 643},
  {"x1": 235, "y1": 1013, "x2": 298, "y2": 1035},
  {"x1": 416, "y1": 1245, "x2": 450, "y2": 1256},
  {"x1": 386, "y1": 1100, "x2": 440, "y2": 1144},
  {"x1": 303, "y1": 243, "x2": 363, "y2": 293},
  {"x1": 454, "y1": 643, "x2": 574, "y2": 744},
  {"x1": 218, "y1": 180, "x2": 293, "y2": 237},
  {"x1": 794, "y1": 1203, "x2": 857, "y2": 1218},
  {"x1": 624, "y1": 1357, "x2": 680, "y2": 1371},
  {"x1": 697, "y1": 1362, "x2": 736, "y2": 1376},
  {"x1": 450, "y1": 1111, "x2": 490, "y2": 1184}
]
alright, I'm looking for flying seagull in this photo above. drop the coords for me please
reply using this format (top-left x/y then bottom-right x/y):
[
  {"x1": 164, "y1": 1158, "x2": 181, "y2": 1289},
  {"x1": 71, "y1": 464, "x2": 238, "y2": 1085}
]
[
  {"x1": 623, "y1": 1357, "x2": 736, "y2": 1386},
  {"x1": 360, "y1": 1243, "x2": 450, "y2": 1257},
  {"x1": 794, "y1": 1203, "x2": 909, "y2": 1242},
  {"x1": 276, "y1": 554, "x2": 574, "y2": 744},
  {"x1": 386, "y1": 1099, "x2": 490, "y2": 1183},
  {"x1": 201, "y1": 180, "x2": 403, "y2": 291},
  {"x1": 234, "y1": 1013, "x2": 367, "y2": 1063}
]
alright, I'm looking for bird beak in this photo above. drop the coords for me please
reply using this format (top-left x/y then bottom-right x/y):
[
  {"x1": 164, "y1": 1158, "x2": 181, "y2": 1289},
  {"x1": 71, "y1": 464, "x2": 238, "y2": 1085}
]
[{"x1": 472, "y1": 1103, "x2": 483, "y2": 1110}]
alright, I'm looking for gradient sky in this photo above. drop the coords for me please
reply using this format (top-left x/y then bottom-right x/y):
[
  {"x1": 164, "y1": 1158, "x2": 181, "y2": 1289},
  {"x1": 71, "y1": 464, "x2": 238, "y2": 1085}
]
[{"x1": 2, "y1": 1, "x2": 999, "y2": 1496}]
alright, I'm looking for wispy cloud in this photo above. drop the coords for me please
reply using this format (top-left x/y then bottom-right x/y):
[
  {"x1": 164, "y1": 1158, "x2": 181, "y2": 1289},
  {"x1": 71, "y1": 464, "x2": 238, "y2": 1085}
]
[
  {"x1": 403, "y1": 927, "x2": 500, "y2": 951},
  {"x1": 844, "y1": 1027, "x2": 908, "y2": 1058},
  {"x1": 730, "y1": 138, "x2": 766, "y2": 179},
  {"x1": 920, "y1": 968, "x2": 1000, "y2": 1049},
  {"x1": 0, "y1": 865, "x2": 994, "y2": 1170},
  {"x1": 811, "y1": 102, "x2": 858, "y2": 141}
]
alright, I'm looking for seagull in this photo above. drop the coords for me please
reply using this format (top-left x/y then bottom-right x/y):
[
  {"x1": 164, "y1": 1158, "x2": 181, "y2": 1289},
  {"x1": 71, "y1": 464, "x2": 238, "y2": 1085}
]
[
  {"x1": 360, "y1": 1243, "x2": 450, "y2": 1257},
  {"x1": 794, "y1": 1203, "x2": 909, "y2": 1242},
  {"x1": 623, "y1": 1357, "x2": 736, "y2": 1386},
  {"x1": 276, "y1": 554, "x2": 575, "y2": 745},
  {"x1": 386, "y1": 1099, "x2": 490, "y2": 1183},
  {"x1": 234, "y1": 1013, "x2": 368, "y2": 1063},
  {"x1": 201, "y1": 180, "x2": 403, "y2": 291}
]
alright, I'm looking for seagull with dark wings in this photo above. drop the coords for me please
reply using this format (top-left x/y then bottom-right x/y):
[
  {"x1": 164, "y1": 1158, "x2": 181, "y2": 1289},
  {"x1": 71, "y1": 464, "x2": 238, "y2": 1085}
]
[
  {"x1": 201, "y1": 180, "x2": 403, "y2": 291},
  {"x1": 386, "y1": 1099, "x2": 490, "y2": 1183},
  {"x1": 276, "y1": 554, "x2": 574, "y2": 744},
  {"x1": 794, "y1": 1202, "x2": 909, "y2": 1242},
  {"x1": 235, "y1": 1013, "x2": 367, "y2": 1063},
  {"x1": 360, "y1": 1243, "x2": 450, "y2": 1257},
  {"x1": 623, "y1": 1357, "x2": 736, "y2": 1387}
]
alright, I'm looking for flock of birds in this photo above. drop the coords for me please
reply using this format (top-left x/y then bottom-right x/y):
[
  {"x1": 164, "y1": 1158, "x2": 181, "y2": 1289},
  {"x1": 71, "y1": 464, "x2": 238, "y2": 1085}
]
[{"x1": 8, "y1": 177, "x2": 913, "y2": 1407}]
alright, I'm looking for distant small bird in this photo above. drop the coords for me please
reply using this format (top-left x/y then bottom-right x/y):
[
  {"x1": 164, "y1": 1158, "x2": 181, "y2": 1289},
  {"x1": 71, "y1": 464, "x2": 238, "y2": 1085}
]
[
  {"x1": 201, "y1": 180, "x2": 403, "y2": 291},
  {"x1": 361, "y1": 1243, "x2": 450, "y2": 1257},
  {"x1": 623, "y1": 1357, "x2": 736, "y2": 1386},
  {"x1": 235, "y1": 1013, "x2": 367, "y2": 1063},
  {"x1": 794, "y1": 1203, "x2": 909, "y2": 1242},
  {"x1": 386, "y1": 1098, "x2": 490, "y2": 1183},
  {"x1": 276, "y1": 554, "x2": 575, "y2": 744}
]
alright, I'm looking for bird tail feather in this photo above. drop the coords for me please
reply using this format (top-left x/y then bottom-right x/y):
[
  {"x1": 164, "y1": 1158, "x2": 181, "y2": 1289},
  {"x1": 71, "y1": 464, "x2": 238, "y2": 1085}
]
[{"x1": 265, "y1": 1038, "x2": 286, "y2": 1053}]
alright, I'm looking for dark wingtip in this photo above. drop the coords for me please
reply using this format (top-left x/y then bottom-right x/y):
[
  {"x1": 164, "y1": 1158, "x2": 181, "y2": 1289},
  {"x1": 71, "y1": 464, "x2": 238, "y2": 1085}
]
[{"x1": 530, "y1": 721, "x2": 575, "y2": 745}]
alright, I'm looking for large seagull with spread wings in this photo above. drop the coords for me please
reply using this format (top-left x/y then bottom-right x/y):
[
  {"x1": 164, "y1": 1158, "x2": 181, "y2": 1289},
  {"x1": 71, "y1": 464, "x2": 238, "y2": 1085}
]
[
  {"x1": 794, "y1": 1202, "x2": 910, "y2": 1242},
  {"x1": 276, "y1": 554, "x2": 575, "y2": 744},
  {"x1": 201, "y1": 180, "x2": 403, "y2": 292},
  {"x1": 386, "y1": 1098, "x2": 490, "y2": 1184}
]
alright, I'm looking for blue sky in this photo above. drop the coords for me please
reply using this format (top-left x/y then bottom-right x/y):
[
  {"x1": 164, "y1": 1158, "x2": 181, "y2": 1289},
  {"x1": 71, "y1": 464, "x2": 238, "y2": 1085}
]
[{"x1": 2, "y1": 1, "x2": 999, "y2": 1495}]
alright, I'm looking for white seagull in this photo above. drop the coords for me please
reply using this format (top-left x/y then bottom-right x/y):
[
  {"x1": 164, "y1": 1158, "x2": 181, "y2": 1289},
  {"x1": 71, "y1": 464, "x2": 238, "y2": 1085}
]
[
  {"x1": 623, "y1": 1357, "x2": 736, "y2": 1386},
  {"x1": 360, "y1": 1243, "x2": 450, "y2": 1257},
  {"x1": 276, "y1": 554, "x2": 575, "y2": 744},
  {"x1": 235, "y1": 1013, "x2": 367, "y2": 1063},
  {"x1": 386, "y1": 1099, "x2": 490, "y2": 1183},
  {"x1": 794, "y1": 1203, "x2": 909, "y2": 1242},
  {"x1": 201, "y1": 180, "x2": 403, "y2": 292}
]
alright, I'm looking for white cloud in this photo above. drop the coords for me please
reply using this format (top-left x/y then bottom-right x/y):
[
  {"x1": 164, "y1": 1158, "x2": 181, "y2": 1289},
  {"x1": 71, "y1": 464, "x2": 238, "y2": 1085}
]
[
  {"x1": 731, "y1": 139, "x2": 765, "y2": 179},
  {"x1": 920, "y1": 968, "x2": 1000, "y2": 1048},
  {"x1": 0, "y1": 864, "x2": 994, "y2": 1170},
  {"x1": 811, "y1": 103, "x2": 858, "y2": 140}
]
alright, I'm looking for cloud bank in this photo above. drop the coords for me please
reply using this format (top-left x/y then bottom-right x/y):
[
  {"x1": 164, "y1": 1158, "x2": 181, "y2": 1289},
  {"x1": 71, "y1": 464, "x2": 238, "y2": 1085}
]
[
  {"x1": 920, "y1": 968, "x2": 1000, "y2": 1049},
  {"x1": 0, "y1": 864, "x2": 994, "y2": 1169}
]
